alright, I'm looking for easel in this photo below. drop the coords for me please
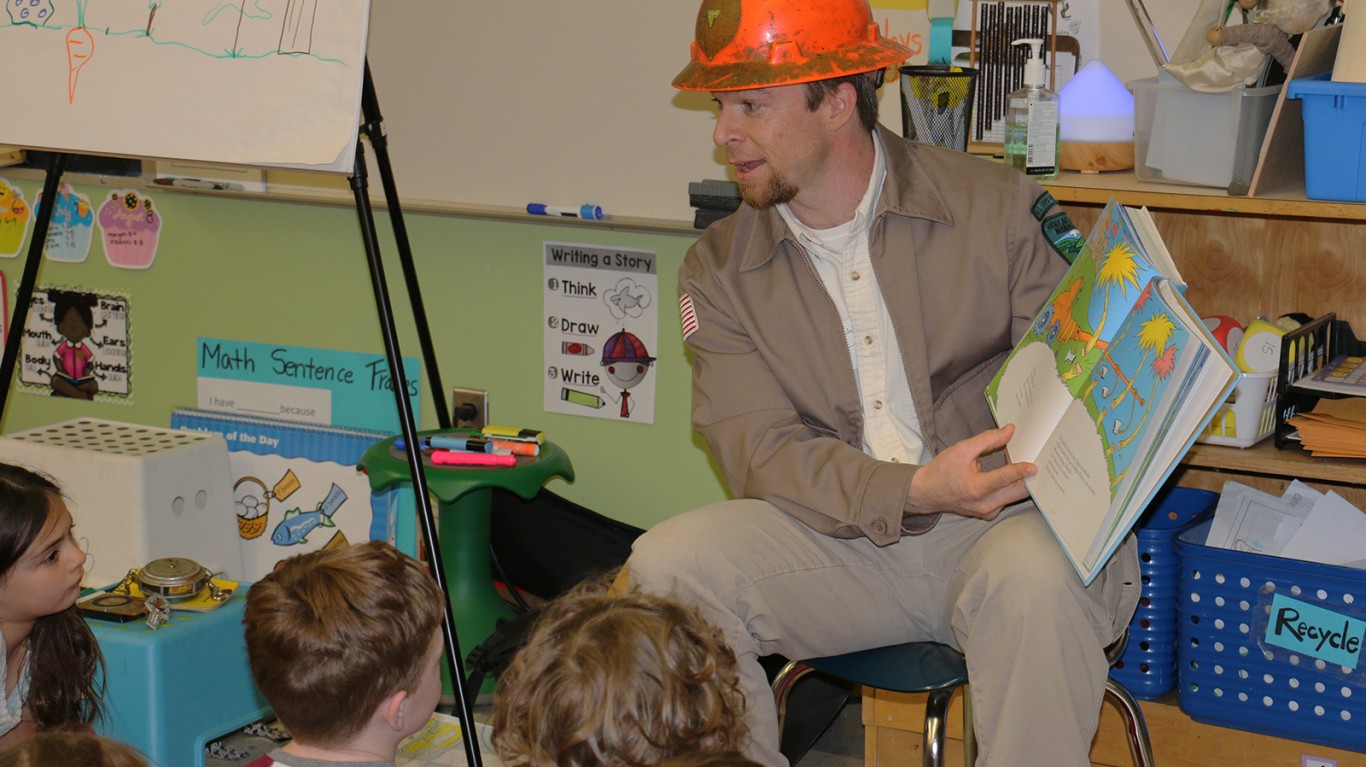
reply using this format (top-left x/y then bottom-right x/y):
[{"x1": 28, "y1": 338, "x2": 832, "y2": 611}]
[{"x1": 0, "y1": 59, "x2": 484, "y2": 767}]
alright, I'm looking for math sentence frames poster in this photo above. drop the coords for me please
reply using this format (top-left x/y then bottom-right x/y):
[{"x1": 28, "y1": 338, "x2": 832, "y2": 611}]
[{"x1": 543, "y1": 241, "x2": 658, "y2": 423}]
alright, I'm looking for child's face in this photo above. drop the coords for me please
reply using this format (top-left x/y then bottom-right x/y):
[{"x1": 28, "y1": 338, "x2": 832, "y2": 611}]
[
  {"x1": 402, "y1": 628, "x2": 446, "y2": 737},
  {"x1": 0, "y1": 498, "x2": 86, "y2": 626}
]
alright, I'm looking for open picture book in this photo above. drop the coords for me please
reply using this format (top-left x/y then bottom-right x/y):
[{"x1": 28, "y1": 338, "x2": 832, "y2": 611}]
[{"x1": 985, "y1": 198, "x2": 1239, "y2": 584}]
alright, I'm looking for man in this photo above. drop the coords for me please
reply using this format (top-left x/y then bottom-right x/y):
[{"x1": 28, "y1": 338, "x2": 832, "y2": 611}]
[{"x1": 625, "y1": 1, "x2": 1141, "y2": 765}]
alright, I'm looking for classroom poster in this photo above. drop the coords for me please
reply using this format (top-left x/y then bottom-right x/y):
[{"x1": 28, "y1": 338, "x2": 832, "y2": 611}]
[
  {"x1": 196, "y1": 338, "x2": 420, "y2": 433},
  {"x1": 543, "y1": 242, "x2": 658, "y2": 424},
  {"x1": 19, "y1": 287, "x2": 132, "y2": 401},
  {"x1": 0, "y1": 178, "x2": 33, "y2": 258},
  {"x1": 38, "y1": 183, "x2": 94, "y2": 263}
]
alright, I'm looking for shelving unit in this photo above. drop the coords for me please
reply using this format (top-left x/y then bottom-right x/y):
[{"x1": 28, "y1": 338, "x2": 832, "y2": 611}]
[{"x1": 1044, "y1": 170, "x2": 1365, "y2": 507}]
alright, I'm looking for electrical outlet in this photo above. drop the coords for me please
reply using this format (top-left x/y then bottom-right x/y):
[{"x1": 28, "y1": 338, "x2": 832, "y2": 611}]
[
  {"x1": 451, "y1": 387, "x2": 488, "y2": 429},
  {"x1": 1303, "y1": 758, "x2": 1336, "y2": 767}
]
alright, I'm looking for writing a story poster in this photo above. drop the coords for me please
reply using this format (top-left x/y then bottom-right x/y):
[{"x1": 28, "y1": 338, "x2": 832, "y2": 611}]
[{"x1": 543, "y1": 241, "x2": 658, "y2": 423}]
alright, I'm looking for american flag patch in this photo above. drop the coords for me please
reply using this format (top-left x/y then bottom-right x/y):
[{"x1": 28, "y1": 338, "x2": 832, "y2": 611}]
[{"x1": 679, "y1": 293, "x2": 699, "y2": 339}]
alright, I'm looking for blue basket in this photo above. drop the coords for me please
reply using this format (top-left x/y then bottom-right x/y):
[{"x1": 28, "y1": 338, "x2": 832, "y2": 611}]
[
  {"x1": 1175, "y1": 520, "x2": 1366, "y2": 752},
  {"x1": 1108, "y1": 487, "x2": 1218, "y2": 699}
]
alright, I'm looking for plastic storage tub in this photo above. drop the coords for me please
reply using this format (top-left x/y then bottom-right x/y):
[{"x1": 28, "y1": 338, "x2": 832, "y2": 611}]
[
  {"x1": 1196, "y1": 371, "x2": 1277, "y2": 448},
  {"x1": 1109, "y1": 487, "x2": 1219, "y2": 699},
  {"x1": 1286, "y1": 73, "x2": 1366, "y2": 202},
  {"x1": 1175, "y1": 520, "x2": 1366, "y2": 752},
  {"x1": 1130, "y1": 75, "x2": 1280, "y2": 189}
]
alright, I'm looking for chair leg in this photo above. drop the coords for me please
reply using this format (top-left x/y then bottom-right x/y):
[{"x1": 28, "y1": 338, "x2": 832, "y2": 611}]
[
  {"x1": 922, "y1": 688, "x2": 954, "y2": 767},
  {"x1": 961, "y1": 684, "x2": 976, "y2": 767},
  {"x1": 1103, "y1": 678, "x2": 1156, "y2": 767},
  {"x1": 771, "y1": 660, "x2": 818, "y2": 737}
]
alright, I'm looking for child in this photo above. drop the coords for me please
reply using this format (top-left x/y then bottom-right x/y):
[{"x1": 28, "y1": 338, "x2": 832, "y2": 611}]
[
  {"x1": 492, "y1": 577, "x2": 749, "y2": 767},
  {"x1": 0, "y1": 731, "x2": 147, "y2": 767},
  {"x1": 0, "y1": 464, "x2": 103, "y2": 749},
  {"x1": 656, "y1": 752, "x2": 763, "y2": 767},
  {"x1": 243, "y1": 540, "x2": 446, "y2": 767}
]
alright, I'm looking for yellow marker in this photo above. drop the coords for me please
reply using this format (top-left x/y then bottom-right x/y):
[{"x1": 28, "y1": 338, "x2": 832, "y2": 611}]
[{"x1": 481, "y1": 425, "x2": 544, "y2": 444}]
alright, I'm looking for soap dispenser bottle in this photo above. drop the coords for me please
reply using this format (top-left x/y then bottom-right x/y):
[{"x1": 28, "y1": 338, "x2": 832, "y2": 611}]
[{"x1": 1004, "y1": 38, "x2": 1060, "y2": 179}]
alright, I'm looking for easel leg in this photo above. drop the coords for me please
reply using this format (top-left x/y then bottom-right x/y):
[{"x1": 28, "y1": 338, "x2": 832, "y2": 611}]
[
  {"x1": 0, "y1": 152, "x2": 68, "y2": 425},
  {"x1": 350, "y1": 142, "x2": 483, "y2": 767}
]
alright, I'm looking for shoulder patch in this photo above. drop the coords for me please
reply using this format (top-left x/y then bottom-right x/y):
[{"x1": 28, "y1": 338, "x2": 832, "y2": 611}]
[
  {"x1": 679, "y1": 293, "x2": 699, "y2": 339},
  {"x1": 1031, "y1": 191, "x2": 1059, "y2": 222},
  {"x1": 1041, "y1": 211, "x2": 1083, "y2": 264}
]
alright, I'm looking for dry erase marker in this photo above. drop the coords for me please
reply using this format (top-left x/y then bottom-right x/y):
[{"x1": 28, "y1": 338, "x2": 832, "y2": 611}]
[
  {"x1": 489, "y1": 438, "x2": 540, "y2": 457},
  {"x1": 526, "y1": 203, "x2": 604, "y2": 220},
  {"x1": 425, "y1": 435, "x2": 495, "y2": 453},
  {"x1": 482, "y1": 425, "x2": 544, "y2": 444},
  {"x1": 430, "y1": 450, "x2": 517, "y2": 467}
]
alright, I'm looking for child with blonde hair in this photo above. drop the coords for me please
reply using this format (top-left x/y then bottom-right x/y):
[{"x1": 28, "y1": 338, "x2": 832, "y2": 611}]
[
  {"x1": 493, "y1": 577, "x2": 748, "y2": 767},
  {"x1": 0, "y1": 731, "x2": 147, "y2": 767}
]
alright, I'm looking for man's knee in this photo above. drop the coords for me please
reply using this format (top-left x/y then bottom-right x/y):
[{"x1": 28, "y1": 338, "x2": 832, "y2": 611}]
[{"x1": 625, "y1": 499, "x2": 776, "y2": 599}]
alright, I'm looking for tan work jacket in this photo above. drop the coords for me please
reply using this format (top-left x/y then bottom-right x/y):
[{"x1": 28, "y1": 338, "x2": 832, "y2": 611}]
[{"x1": 679, "y1": 126, "x2": 1072, "y2": 546}]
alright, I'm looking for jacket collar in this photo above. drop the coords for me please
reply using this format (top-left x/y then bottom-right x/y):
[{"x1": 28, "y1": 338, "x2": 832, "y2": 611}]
[{"x1": 738, "y1": 125, "x2": 957, "y2": 273}]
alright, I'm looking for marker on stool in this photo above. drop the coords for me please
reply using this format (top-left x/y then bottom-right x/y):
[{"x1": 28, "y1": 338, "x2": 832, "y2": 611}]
[
  {"x1": 430, "y1": 450, "x2": 517, "y2": 467},
  {"x1": 527, "y1": 203, "x2": 604, "y2": 220}
]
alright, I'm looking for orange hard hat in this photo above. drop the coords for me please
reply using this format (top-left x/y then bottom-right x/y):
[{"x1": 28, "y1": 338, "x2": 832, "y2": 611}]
[{"x1": 673, "y1": 0, "x2": 914, "y2": 92}]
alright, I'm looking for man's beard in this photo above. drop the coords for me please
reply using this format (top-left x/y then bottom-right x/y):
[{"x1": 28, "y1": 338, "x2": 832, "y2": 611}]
[{"x1": 738, "y1": 171, "x2": 799, "y2": 210}]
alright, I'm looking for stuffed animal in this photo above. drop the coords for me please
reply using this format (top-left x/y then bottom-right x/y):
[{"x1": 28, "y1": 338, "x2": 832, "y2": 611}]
[{"x1": 1206, "y1": 0, "x2": 1336, "y2": 70}]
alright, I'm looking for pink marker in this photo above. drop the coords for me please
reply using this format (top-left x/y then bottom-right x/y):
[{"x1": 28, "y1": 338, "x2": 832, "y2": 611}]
[{"x1": 430, "y1": 450, "x2": 517, "y2": 468}]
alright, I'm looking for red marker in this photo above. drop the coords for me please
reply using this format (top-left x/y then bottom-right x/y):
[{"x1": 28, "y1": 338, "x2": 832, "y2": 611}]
[{"x1": 430, "y1": 450, "x2": 517, "y2": 467}]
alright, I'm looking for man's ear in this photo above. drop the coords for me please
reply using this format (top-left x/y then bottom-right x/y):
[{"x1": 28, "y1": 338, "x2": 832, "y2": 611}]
[
  {"x1": 381, "y1": 689, "x2": 410, "y2": 733},
  {"x1": 825, "y1": 80, "x2": 859, "y2": 132}
]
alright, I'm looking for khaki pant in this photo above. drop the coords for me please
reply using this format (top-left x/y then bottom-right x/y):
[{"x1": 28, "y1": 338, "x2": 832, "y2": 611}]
[{"x1": 626, "y1": 500, "x2": 1140, "y2": 767}]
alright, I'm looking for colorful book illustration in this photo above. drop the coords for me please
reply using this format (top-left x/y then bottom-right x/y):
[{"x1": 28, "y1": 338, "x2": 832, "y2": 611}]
[
  {"x1": 985, "y1": 198, "x2": 1239, "y2": 584},
  {"x1": 170, "y1": 408, "x2": 416, "y2": 580}
]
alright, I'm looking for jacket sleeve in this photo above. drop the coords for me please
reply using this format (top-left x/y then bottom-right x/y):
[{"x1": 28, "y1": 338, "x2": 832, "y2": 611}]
[{"x1": 678, "y1": 239, "x2": 914, "y2": 546}]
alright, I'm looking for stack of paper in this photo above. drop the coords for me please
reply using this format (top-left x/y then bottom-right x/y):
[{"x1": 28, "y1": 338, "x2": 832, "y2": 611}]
[
  {"x1": 1206, "y1": 480, "x2": 1366, "y2": 568},
  {"x1": 1288, "y1": 397, "x2": 1366, "y2": 458}
]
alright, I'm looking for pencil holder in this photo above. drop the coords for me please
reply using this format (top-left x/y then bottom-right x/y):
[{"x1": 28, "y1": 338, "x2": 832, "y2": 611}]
[
  {"x1": 899, "y1": 66, "x2": 978, "y2": 152},
  {"x1": 1108, "y1": 486, "x2": 1218, "y2": 699}
]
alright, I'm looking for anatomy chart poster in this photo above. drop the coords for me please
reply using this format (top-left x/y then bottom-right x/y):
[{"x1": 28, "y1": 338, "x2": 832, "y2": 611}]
[
  {"x1": 19, "y1": 286, "x2": 131, "y2": 402},
  {"x1": 543, "y1": 241, "x2": 658, "y2": 424}
]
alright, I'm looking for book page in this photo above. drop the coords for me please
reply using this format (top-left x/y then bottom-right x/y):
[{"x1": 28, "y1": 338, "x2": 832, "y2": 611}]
[
  {"x1": 1027, "y1": 398, "x2": 1110, "y2": 584},
  {"x1": 1126, "y1": 206, "x2": 1183, "y2": 286},
  {"x1": 989, "y1": 341, "x2": 1075, "y2": 463}
]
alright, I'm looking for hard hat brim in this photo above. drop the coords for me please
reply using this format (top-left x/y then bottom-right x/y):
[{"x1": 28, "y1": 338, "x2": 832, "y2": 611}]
[{"x1": 672, "y1": 39, "x2": 913, "y2": 91}]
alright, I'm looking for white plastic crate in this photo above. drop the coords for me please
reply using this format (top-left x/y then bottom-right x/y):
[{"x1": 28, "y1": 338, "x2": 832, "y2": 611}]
[
  {"x1": 1197, "y1": 372, "x2": 1276, "y2": 448},
  {"x1": 0, "y1": 418, "x2": 242, "y2": 587}
]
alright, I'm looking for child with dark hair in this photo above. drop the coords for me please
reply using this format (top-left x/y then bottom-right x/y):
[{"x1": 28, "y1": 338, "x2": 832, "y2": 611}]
[
  {"x1": 0, "y1": 464, "x2": 103, "y2": 748},
  {"x1": 0, "y1": 731, "x2": 147, "y2": 766},
  {"x1": 47, "y1": 290, "x2": 99, "y2": 400},
  {"x1": 492, "y1": 576, "x2": 749, "y2": 767},
  {"x1": 242, "y1": 541, "x2": 446, "y2": 767}
]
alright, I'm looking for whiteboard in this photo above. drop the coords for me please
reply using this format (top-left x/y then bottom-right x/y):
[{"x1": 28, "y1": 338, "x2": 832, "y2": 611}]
[
  {"x1": 0, "y1": 0, "x2": 370, "y2": 172},
  {"x1": 363, "y1": 1, "x2": 929, "y2": 221}
]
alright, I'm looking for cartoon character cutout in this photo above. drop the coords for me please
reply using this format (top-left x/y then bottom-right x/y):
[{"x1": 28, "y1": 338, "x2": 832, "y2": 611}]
[
  {"x1": 599, "y1": 329, "x2": 654, "y2": 419},
  {"x1": 48, "y1": 290, "x2": 99, "y2": 400}
]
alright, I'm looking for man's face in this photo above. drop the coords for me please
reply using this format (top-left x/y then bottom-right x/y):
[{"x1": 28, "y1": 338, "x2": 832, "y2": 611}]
[{"x1": 711, "y1": 83, "x2": 828, "y2": 209}]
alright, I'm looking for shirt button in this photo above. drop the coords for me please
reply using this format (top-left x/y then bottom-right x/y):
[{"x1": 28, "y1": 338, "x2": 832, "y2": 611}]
[
  {"x1": 863, "y1": 335, "x2": 873, "y2": 345},
  {"x1": 871, "y1": 519, "x2": 889, "y2": 535},
  {"x1": 889, "y1": 456, "x2": 900, "y2": 463},
  {"x1": 851, "y1": 271, "x2": 862, "y2": 280},
  {"x1": 873, "y1": 400, "x2": 884, "y2": 409}
]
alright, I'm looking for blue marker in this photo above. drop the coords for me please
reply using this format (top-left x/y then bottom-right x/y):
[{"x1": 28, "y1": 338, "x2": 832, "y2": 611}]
[
  {"x1": 426, "y1": 435, "x2": 495, "y2": 453},
  {"x1": 527, "y1": 203, "x2": 604, "y2": 220}
]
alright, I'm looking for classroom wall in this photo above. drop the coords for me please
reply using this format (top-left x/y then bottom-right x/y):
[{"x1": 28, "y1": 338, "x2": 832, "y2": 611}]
[
  {"x1": 0, "y1": 179, "x2": 720, "y2": 531},
  {"x1": 0, "y1": 2, "x2": 1206, "y2": 530}
]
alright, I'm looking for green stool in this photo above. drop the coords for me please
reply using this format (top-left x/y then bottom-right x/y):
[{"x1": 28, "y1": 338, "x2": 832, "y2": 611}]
[{"x1": 361, "y1": 430, "x2": 574, "y2": 697}]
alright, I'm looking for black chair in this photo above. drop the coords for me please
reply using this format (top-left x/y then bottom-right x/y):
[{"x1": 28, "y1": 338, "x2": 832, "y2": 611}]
[{"x1": 772, "y1": 631, "x2": 1155, "y2": 767}]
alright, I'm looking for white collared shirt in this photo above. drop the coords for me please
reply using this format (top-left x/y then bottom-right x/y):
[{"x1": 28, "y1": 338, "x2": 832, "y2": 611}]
[{"x1": 778, "y1": 132, "x2": 928, "y2": 466}]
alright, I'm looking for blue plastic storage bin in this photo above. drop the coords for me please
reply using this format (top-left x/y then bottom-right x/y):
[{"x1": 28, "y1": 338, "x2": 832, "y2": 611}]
[
  {"x1": 1175, "y1": 520, "x2": 1366, "y2": 752},
  {"x1": 1108, "y1": 486, "x2": 1219, "y2": 699},
  {"x1": 1286, "y1": 73, "x2": 1366, "y2": 202}
]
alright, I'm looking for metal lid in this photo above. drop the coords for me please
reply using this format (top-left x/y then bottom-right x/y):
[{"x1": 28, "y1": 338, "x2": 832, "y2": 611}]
[{"x1": 137, "y1": 557, "x2": 208, "y2": 593}]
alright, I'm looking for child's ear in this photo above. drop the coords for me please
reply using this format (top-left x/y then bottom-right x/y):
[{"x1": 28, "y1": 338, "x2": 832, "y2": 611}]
[{"x1": 381, "y1": 689, "x2": 410, "y2": 733}]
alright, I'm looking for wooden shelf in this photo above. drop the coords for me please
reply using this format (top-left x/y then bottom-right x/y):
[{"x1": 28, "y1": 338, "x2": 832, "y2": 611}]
[
  {"x1": 1184, "y1": 440, "x2": 1365, "y2": 486},
  {"x1": 1043, "y1": 170, "x2": 1366, "y2": 222}
]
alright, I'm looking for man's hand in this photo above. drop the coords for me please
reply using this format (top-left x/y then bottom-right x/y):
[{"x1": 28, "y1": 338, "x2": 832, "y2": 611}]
[{"x1": 905, "y1": 425, "x2": 1035, "y2": 521}]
